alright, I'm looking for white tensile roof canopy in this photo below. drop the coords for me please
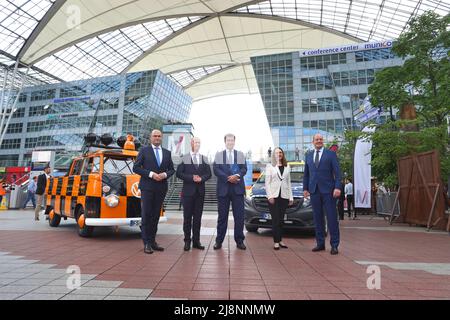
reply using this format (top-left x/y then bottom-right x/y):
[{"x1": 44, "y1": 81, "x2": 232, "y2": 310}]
[{"x1": 1, "y1": 0, "x2": 449, "y2": 100}]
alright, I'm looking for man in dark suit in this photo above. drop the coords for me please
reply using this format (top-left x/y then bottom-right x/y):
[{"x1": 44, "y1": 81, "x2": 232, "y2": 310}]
[
  {"x1": 303, "y1": 133, "x2": 342, "y2": 255},
  {"x1": 213, "y1": 133, "x2": 247, "y2": 250},
  {"x1": 35, "y1": 165, "x2": 51, "y2": 221},
  {"x1": 176, "y1": 137, "x2": 212, "y2": 251},
  {"x1": 133, "y1": 129, "x2": 175, "y2": 254}
]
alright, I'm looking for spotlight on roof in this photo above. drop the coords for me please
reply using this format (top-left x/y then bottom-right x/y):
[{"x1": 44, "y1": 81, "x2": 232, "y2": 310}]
[
  {"x1": 84, "y1": 133, "x2": 98, "y2": 145},
  {"x1": 116, "y1": 135, "x2": 126, "y2": 148},
  {"x1": 100, "y1": 133, "x2": 113, "y2": 146}
]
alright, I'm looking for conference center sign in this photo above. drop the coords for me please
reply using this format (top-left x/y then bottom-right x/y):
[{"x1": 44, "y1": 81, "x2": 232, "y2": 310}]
[{"x1": 300, "y1": 40, "x2": 393, "y2": 57}]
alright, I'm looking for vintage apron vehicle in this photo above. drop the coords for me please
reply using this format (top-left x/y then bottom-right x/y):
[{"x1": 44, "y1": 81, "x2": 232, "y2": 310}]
[{"x1": 44, "y1": 134, "x2": 144, "y2": 237}]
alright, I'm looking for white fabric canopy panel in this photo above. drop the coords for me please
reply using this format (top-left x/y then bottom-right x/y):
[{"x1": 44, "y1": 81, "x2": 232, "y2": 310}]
[
  {"x1": 184, "y1": 64, "x2": 259, "y2": 100},
  {"x1": 128, "y1": 15, "x2": 357, "y2": 73},
  {"x1": 19, "y1": 0, "x2": 252, "y2": 64}
]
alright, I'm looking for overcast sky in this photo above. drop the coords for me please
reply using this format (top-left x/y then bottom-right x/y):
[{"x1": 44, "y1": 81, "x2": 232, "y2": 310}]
[{"x1": 188, "y1": 94, "x2": 273, "y2": 161}]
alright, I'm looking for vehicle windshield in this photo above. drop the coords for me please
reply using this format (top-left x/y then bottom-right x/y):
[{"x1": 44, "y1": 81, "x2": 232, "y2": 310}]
[
  {"x1": 103, "y1": 156, "x2": 135, "y2": 175},
  {"x1": 255, "y1": 165, "x2": 304, "y2": 184}
]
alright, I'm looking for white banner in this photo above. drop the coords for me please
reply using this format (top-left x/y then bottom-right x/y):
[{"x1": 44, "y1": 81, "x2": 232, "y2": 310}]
[{"x1": 354, "y1": 126, "x2": 375, "y2": 208}]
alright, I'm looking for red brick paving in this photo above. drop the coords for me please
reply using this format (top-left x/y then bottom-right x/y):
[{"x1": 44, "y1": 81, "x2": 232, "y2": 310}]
[{"x1": 1, "y1": 216, "x2": 450, "y2": 300}]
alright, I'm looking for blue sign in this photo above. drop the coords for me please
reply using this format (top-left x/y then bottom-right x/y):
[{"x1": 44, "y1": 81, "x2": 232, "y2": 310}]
[{"x1": 53, "y1": 96, "x2": 91, "y2": 103}]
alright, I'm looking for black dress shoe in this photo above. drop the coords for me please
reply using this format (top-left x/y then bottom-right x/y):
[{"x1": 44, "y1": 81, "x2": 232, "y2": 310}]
[
  {"x1": 184, "y1": 242, "x2": 191, "y2": 251},
  {"x1": 150, "y1": 243, "x2": 164, "y2": 251},
  {"x1": 192, "y1": 242, "x2": 205, "y2": 250},
  {"x1": 330, "y1": 247, "x2": 339, "y2": 255},
  {"x1": 213, "y1": 242, "x2": 222, "y2": 250},
  {"x1": 312, "y1": 246, "x2": 326, "y2": 252},
  {"x1": 236, "y1": 242, "x2": 246, "y2": 250},
  {"x1": 144, "y1": 244, "x2": 154, "y2": 254}
]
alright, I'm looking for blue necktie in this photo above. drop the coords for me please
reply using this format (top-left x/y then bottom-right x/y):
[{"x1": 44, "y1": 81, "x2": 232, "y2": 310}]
[{"x1": 154, "y1": 147, "x2": 161, "y2": 167}]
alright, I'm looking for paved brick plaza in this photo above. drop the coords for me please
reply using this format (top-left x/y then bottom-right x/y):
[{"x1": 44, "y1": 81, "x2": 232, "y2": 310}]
[{"x1": 0, "y1": 209, "x2": 449, "y2": 300}]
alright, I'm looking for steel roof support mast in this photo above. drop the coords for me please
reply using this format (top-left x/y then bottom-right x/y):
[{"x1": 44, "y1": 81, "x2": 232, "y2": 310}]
[{"x1": 0, "y1": 60, "x2": 29, "y2": 147}]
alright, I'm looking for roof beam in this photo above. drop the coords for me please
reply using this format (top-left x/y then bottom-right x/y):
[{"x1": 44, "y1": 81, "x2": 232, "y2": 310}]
[
  {"x1": 123, "y1": 12, "x2": 362, "y2": 74},
  {"x1": 17, "y1": 0, "x2": 67, "y2": 60},
  {"x1": 122, "y1": 15, "x2": 217, "y2": 73},
  {"x1": 25, "y1": 13, "x2": 213, "y2": 65}
]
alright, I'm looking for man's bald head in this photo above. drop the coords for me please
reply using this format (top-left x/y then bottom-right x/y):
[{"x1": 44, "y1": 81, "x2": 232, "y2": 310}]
[{"x1": 150, "y1": 130, "x2": 162, "y2": 146}]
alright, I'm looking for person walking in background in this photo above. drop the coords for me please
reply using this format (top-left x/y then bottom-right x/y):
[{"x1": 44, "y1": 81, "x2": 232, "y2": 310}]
[
  {"x1": 345, "y1": 178, "x2": 354, "y2": 219},
  {"x1": 265, "y1": 147, "x2": 293, "y2": 250},
  {"x1": 295, "y1": 147, "x2": 300, "y2": 161},
  {"x1": 267, "y1": 147, "x2": 272, "y2": 160},
  {"x1": 303, "y1": 133, "x2": 342, "y2": 255},
  {"x1": 0, "y1": 178, "x2": 7, "y2": 207},
  {"x1": 213, "y1": 133, "x2": 248, "y2": 250},
  {"x1": 176, "y1": 137, "x2": 212, "y2": 251},
  {"x1": 133, "y1": 129, "x2": 175, "y2": 254},
  {"x1": 35, "y1": 165, "x2": 51, "y2": 221},
  {"x1": 23, "y1": 176, "x2": 37, "y2": 209}
]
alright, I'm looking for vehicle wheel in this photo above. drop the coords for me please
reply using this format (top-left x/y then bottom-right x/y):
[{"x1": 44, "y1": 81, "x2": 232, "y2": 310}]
[
  {"x1": 48, "y1": 208, "x2": 61, "y2": 227},
  {"x1": 76, "y1": 207, "x2": 94, "y2": 237},
  {"x1": 245, "y1": 225, "x2": 258, "y2": 232}
]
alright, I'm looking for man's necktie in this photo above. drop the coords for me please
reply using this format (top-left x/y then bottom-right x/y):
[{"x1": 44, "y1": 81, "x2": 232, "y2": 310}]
[
  {"x1": 314, "y1": 150, "x2": 320, "y2": 168},
  {"x1": 193, "y1": 154, "x2": 199, "y2": 169},
  {"x1": 154, "y1": 147, "x2": 161, "y2": 167},
  {"x1": 227, "y1": 151, "x2": 233, "y2": 167}
]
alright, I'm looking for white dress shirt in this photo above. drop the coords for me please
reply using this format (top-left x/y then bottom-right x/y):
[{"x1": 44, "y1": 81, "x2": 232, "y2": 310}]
[
  {"x1": 226, "y1": 149, "x2": 240, "y2": 177},
  {"x1": 226, "y1": 149, "x2": 234, "y2": 164},
  {"x1": 149, "y1": 144, "x2": 167, "y2": 179},
  {"x1": 190, "y1": 151, "x2": 200, "y2": 165},
  {"x1": 345, "y1": 182, "x2": 353, "y2": 196},
  {"x1": 314, "y1": 147, "x2": 324, "y2": 163}
]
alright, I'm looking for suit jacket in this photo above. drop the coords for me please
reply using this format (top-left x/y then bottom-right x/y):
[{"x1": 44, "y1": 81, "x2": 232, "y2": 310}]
[
  {"x1": 264, "y1": 164, "x2": 293, "y2": 201},
  {"x1": 176, "y1": 153, "x2": 212, "y2": 197},
  {"x1": 303, "y1": 148, "x2": 341, "y2": 194},
  {"x1": 133, "y1": 145, "x2": 175, "y2": 192},
  {"x1": 213, "y1": 150, "x2": 247, "y2": 197},
  {"x1": 36, "y1": 174, "x2": 47, "y2": 195}
]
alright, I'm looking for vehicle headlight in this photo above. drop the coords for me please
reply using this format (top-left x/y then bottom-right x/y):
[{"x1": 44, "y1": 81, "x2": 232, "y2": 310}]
[
  {"x1": 105, "y1": 194, "x2": 119, "y2": 207},
  {"x1": 102, "y1": 185, "x2": 111, "y2": 193},
  {"x1": 302, "y1": 197, "x2": 311, "y2": 208}
]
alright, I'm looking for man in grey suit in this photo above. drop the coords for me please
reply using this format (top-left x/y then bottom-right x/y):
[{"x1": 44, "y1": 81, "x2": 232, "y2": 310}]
[{"x1": 176, "y1": 137, "x2": 212, "y2": 251}]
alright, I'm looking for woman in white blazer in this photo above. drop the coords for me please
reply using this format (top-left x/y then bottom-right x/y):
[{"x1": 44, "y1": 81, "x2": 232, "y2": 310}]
[{"x1": 265, "y1": 147, "x2": 293, "y2": 250}]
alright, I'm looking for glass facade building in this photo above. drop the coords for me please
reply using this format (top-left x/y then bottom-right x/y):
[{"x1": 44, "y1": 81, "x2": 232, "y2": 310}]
[
  {"x1": 0, "y1": 70, "x2": 192, "y2": 167},
  {"x1": 251, "y1": 41, "x2": 403, "y2": 160}
]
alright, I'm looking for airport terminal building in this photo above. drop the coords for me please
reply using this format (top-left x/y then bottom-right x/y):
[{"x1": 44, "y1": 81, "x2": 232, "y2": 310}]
[
  {"x1": 251, "y1": 40, "x2": 403, "y2": 160},
  {"x1": 0, "y1": 70, "x2": 192, "y2": 168}
]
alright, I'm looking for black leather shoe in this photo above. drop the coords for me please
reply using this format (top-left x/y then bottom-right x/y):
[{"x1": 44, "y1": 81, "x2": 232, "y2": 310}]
[
  {"x1": 192, "y1": 242, "x2": 205, "y2": 250},
  {"x1": 184, "y1": 242, "x2": 191, "y2": 251},
  {"x1": 150, "y1": 243, "x2": 164, "y2": 251},
  {"x1": 236, "y1": 242, "x2": 246, "y2": 250},
  {"x1": 144, "y1": 244, "x2": 153, "y2": 254},
  {"x1": 213, "y1": 242, "x2": 222, "y2": 250},
  {"x1": 330, "y1": 247, "x2": 339, "y2": 255},
  {"x1": 312, "y1": 246, "x2": 326, "y2": 252}
]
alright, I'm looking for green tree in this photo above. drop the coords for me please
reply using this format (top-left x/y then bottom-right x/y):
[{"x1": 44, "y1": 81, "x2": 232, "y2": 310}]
[
  {"x1": 369, "y1": 11, "x2": 450, "y2": 126},
  {"x1": 364, "y1": 11, "x2": 450, "y2": 188}
]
